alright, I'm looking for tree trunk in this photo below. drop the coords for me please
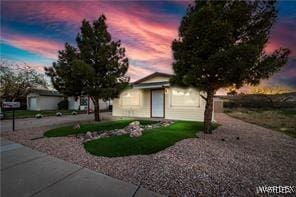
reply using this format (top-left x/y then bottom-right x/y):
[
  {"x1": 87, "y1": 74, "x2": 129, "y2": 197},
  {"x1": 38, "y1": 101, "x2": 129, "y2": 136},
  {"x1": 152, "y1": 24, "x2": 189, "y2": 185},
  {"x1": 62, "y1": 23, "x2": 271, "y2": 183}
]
[
  {"x1": 204, "y1": 89, "x2": 215, "y2": 134},
  {"x1": 91, "y1": 97, "x2": 101, "y2": 121},
  {"x1": 94, "y1": 103, "x2": 100, "y2": 121}
]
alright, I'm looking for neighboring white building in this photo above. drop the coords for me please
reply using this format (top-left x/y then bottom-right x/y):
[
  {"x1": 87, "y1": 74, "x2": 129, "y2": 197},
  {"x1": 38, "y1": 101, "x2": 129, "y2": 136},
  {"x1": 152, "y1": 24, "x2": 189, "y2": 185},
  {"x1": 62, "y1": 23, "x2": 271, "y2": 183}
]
[
  {"x1": 27, "y1": 89, "x2": 63, "y2": 111},
  {"x1": 113, "y1": 72, "x2": 212, "y2": 121},
  {"x1": 27, "y1": 89, "x2": 111, "y2": 111}
]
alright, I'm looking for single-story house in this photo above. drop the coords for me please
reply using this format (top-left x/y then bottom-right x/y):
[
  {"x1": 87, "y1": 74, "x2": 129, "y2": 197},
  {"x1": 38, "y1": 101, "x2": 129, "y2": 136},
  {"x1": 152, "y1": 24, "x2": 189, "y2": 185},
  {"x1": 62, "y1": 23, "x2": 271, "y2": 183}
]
[
  {"x1": 27, "y1": 89, "x2": 64, "y2": 111},
  {"x1": 27, "y1": 89, "x2": 111, "y2": 111},
  {"x1": 112, "y1": 72, "x2": 212, "y2": 121}
]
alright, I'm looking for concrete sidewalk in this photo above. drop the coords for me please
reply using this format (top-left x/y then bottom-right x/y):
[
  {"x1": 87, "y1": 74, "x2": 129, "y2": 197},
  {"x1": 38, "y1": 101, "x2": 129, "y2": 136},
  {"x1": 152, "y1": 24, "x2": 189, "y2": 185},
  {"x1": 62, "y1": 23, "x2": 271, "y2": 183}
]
[{"x1": 0, "y1": 138, "x2": 162, "y2": 197}]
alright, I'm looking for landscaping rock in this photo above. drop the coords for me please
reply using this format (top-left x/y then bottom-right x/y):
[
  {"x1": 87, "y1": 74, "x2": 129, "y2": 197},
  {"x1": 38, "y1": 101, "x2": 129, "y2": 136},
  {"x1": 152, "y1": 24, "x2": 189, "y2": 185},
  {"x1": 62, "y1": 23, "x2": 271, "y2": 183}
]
[
  {"x1": 4, "y1": 113, "x2": 296, "y2": 196},
  {"x1": 146, "y1": 125, "x2": 153, "y2": 129},
  {"x1": 98, "y1": 132, "x2": 109, "y2": 138},
  {"x1": 35, "y1": 114, "x2": 43, "y2": 119},
  {"x1": 56, "y1": 112, "x2": 62, "y2": 117},
  {"x1": 160, "y1": 120, "x2": 174, "y2": 127},
  {"x1": 85, "y1": 131, "x2": 92, "y2": 139},
  {"x1": 129, "y1": 121, "x2": 140, "y2": 126},
  {"x1": 92, "y1": 132, "x2": 99, "y2": 138},
  {"x1": 76, "y1": 133, "x2": 84, "y2": 139},
  {"x1": 81, "y1": 120, "x2": 174, "y2": 141},
  {"x1": 73, "y1": 124, "x2": 80, "y2": 130},
  {"x1": 130, "y1": 128, "x2": 142, "y2": 137},
  {"x1": 116, "y1": 129, "x2": 128, "y2": 136}
]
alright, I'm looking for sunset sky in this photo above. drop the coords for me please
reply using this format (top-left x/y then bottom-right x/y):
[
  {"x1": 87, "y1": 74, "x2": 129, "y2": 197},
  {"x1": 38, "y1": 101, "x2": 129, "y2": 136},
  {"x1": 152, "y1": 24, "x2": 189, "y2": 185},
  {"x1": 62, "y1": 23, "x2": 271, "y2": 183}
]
[{"x1": 1, "y1": 1, "x2": 295, "y2": 90}]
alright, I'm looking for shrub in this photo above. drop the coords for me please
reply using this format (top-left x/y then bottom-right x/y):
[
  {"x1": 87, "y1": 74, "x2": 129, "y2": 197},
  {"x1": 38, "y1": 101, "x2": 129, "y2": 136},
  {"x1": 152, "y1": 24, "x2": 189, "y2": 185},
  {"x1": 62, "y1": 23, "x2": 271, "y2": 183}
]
[
  {"x1": 56, "y1": 112, "x2": 62, "y2": 116},
  {"x1": 58, "y1": 99, "x2": 69, "y2": 110},
  {"x1": 72, "y1": 111, "x2": 78, "y2": 115},
  {"x1": 35, "y1": 114, "x2": 43, "y2": 118}
]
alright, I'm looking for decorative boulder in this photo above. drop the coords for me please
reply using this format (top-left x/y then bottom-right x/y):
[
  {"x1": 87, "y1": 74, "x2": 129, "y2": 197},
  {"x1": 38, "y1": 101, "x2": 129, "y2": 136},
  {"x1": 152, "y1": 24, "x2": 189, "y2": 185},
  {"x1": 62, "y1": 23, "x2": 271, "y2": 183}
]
[
  {"x1": 56, "y1": 112, "x2": 62, "y2": 116},
  {"x1": 98, "y1": 132, "x2": 110, "y2": 138},
  {"x1": 130, "y1": 130, "x2": 142, "y2": 138},
  {"x1": 160, "y1": 120, "x2": 174, "y2": 127},
  {"x1": 129, "y1": 121, "x2": 140, "y2": 126},
  {"x1": 146, "y1": 125, "x2": 153, "y2": 129},
  {"x1": 35, "y1": 114, "x2": 43, "y2": 119},
  {"x1": 116, "y1": 129, "x2": 128, "y2": 136},
  {"x1": 85, "y1": 131, "x2": 92, "y2": 140},
  {"x1": 92, "y1": 131, "x2": 99, "y2": 138},
  {"x1": 76, "y1": 133, "x2": 84, "y2": 139},
  {"x1": 73, "y1": 124, "x2": 81, "y2": 129}
]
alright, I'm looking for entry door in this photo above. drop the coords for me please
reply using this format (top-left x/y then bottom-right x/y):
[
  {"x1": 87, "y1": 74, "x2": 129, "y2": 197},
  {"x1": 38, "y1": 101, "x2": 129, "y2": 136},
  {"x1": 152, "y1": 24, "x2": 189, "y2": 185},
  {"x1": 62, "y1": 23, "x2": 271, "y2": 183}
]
[{"x1": 151, "y1": 89, "x2": 164, "y2": 118}]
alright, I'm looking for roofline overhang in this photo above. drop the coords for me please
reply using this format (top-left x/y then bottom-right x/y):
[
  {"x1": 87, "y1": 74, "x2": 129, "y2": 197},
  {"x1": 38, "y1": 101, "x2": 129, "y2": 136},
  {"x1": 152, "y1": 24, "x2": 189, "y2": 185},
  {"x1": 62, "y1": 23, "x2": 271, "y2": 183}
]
[
  {"x1": 132, "y1": 72, "x2": 173, "y2": 85},
  {"x1": 133, "y1": 81, "x2": 170, "y2": 89}
]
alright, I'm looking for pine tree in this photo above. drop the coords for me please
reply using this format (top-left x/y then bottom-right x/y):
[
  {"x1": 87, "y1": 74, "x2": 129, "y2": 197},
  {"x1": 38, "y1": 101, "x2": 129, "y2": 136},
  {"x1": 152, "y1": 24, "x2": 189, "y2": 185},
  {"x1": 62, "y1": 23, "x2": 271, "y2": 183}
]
[
  {"x1": 45, "y1": 15, "x2": 129, "y2": 121},
  {"x1": 171, "y1": 0, "x2": 290, "y2": 133}
]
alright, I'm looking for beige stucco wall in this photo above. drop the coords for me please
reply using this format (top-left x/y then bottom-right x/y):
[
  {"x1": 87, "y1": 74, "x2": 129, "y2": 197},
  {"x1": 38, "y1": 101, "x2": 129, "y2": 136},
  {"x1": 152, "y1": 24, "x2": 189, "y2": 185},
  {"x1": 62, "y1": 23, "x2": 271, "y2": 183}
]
[
  {"x1": 112, "y1": 89, "x2": 151, "y2": 118},
  {"x1": 112, "y1": 87, "x2": 208, "y2": 122}
]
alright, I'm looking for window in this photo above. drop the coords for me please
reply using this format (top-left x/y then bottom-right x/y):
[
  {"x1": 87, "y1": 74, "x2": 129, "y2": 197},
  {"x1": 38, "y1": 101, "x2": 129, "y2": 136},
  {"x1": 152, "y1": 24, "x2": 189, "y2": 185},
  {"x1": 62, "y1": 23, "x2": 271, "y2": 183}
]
[
  {"x1": 120, "y1": 90, "x2": 141, "y2": 106},
  {"x1": 171, "y1": 88, "x2": 200, "y2": 107}
]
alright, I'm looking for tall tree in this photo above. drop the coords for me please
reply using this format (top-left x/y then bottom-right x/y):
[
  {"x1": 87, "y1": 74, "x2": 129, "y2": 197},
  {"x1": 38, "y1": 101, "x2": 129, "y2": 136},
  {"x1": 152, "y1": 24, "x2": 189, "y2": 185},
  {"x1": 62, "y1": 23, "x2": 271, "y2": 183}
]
[
  {"x1": 45, "y1": 15, "x2": 129, "y2": 121},
  {"x1": 171, "y1": 0, "x2": 290, "y2": 133},
  {"x1": 0, "y1": 61, "x2": 47, "y2": 101}
]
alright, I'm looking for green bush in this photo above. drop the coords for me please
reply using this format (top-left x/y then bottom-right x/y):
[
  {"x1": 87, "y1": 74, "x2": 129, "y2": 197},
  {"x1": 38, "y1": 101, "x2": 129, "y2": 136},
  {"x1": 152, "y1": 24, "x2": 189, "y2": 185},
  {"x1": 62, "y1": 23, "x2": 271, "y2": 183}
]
[{"x1": 57, "y1": 100, "x2": 69, "y2": 110}]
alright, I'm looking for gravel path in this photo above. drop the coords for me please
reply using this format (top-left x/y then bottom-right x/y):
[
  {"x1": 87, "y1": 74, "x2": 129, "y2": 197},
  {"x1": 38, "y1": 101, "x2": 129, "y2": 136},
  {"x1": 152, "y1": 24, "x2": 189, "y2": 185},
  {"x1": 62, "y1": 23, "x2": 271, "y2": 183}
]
[{"x1": 1, "y1": 113, "x2": 295, "y2": 196}]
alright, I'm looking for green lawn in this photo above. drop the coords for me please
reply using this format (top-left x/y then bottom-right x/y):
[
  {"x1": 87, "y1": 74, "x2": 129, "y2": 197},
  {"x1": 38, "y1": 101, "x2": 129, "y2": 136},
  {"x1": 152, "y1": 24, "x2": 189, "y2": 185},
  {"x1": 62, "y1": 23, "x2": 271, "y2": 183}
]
[
  {"x1": 84, "y1": 121, "x2": 214, "y2": 157},
  {"x1": 44, "y1": 119, "x2": 157, "y2": 137},
  {"x1": 3, "y1": 110, "x2": 85, "y2": 119}
]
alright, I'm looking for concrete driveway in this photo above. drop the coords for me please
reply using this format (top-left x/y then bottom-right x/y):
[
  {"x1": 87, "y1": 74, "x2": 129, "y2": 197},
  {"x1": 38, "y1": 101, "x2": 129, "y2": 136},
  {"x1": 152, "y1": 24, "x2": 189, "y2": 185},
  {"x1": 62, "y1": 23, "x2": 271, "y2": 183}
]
[
  {"x1": 0, "y1": 138, "x2": 162, "y2": 197},
  {"x1": 0, "y1": 112, "x2": 112, "y2": 132}
]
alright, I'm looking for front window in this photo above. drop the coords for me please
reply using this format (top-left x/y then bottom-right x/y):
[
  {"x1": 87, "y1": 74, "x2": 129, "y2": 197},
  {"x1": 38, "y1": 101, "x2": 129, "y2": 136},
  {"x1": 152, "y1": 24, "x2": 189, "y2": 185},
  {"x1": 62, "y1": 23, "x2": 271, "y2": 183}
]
[
  {"x1": 120, "y1": 90, "x2": 141, "y2": 106},
  {"x1": 171, "y1": 88, "x2": 200, "y2": 107}
]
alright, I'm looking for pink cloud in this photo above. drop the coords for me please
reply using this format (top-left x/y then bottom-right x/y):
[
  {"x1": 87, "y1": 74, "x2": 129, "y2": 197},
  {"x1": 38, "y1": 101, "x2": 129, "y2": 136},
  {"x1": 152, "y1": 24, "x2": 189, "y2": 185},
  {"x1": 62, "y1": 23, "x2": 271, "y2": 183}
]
[
  {"x1": 2, "y1": 2, "x2": 179, "y2": 80},
  {"x1": 127, "y1": 65, "x2": 153, "y2": 82},
  {"x1": 2, "y1": 32, "x2": 63, "y2": 59},
  {"x1": 266, "y1": 21, "x2": 295, "y2": 57}
]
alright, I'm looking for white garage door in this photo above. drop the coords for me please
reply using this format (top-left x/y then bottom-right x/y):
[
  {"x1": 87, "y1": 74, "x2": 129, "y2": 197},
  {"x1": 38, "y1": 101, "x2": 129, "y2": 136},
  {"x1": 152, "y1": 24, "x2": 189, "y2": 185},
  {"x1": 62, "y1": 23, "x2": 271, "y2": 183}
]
[{"x1": 30, "y1": 97, "x2": 38, "y2": 110}]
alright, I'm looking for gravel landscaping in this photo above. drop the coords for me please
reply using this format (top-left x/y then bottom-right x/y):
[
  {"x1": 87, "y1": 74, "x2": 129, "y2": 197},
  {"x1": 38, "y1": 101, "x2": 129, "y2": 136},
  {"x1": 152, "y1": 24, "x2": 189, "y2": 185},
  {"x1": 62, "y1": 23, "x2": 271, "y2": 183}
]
[{"x1": 1, "y1": 113, "x2": 296, "y2": 196}]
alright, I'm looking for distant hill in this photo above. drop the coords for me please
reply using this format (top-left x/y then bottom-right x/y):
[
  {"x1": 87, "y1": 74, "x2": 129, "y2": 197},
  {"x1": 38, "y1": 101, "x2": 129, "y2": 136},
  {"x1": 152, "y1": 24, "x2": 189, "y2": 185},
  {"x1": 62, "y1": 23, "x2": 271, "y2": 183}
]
[{"x1": 218, "y1": 92, "x2": 296, "y2": 108}]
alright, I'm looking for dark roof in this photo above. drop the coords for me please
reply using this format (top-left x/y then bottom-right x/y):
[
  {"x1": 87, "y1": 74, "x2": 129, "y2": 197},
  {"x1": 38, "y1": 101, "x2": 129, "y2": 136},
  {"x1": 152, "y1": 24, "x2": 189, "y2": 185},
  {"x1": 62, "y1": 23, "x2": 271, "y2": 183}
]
[
  {"x1": 132, "y1": 72, "x2": 173, "y2": 84},
  {"x1": 30, "y1": 89, "x2": 63, "y2": 97}
]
